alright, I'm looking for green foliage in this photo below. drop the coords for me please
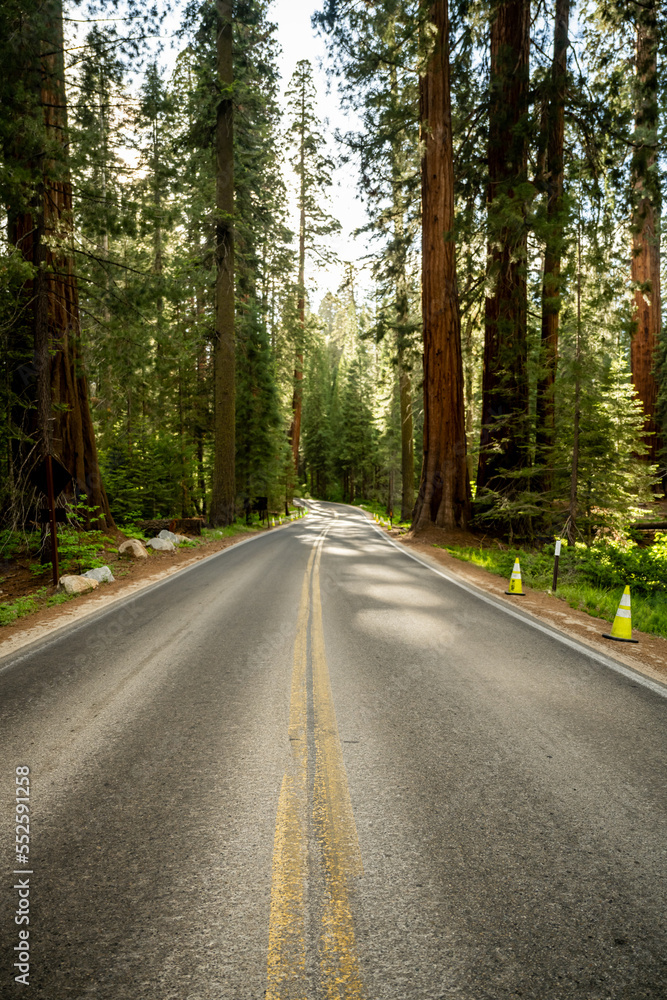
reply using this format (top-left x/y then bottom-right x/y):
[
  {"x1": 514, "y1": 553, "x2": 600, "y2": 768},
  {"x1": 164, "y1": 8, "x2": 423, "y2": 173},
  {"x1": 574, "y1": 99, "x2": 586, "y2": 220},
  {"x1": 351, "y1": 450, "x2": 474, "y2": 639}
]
[{"x1": 443, "y1": 535, "x2": 667, "y2": 637}]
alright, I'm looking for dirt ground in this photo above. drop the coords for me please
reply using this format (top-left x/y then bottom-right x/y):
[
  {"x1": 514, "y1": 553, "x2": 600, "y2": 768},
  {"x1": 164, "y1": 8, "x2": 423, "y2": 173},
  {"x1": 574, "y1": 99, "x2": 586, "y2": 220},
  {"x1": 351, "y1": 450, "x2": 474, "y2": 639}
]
[
  {"x1": 395, "y1": 526, "x2": 667, "y2": 687},
  {"x1": 0, "y1": 527, "x2": 266, "y2": 658},
  {"x1": 2, "y1": 519, "x2": 666, "y2": 691}
]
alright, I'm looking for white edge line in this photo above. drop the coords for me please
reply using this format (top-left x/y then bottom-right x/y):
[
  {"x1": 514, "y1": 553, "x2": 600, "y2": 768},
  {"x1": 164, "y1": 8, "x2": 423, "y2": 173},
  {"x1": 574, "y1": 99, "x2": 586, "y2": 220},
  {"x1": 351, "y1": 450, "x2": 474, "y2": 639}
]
[
  {"x1": 317, "y1": 501, "x2": 667, "y2": 702},
  {"x1": 0, "y1": 519, "x2": 300, "y2": 675}
]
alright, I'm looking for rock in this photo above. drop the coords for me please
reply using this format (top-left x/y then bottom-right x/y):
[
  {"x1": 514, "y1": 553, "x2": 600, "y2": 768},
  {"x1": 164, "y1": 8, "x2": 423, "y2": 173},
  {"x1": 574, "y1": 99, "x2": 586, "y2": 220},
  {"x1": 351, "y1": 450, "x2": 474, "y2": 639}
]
[
  {"x1": 82, "y1": 565, "x2": 115, "y2": 584},
  {"x1": 158, "y1": 529, "x2": 180, "y2": 544},
  {"x1": 118, "y1": 539, "x2": 148, "y2": 559},
  {"x1": 58, "y1": 575, "x2": 99, "y2": 595},
  {"x1": 146, "y1": 537, "x2": 175, "y2": 552},
  {"x1": 175, "y1": 534, "x2": 191, "y2": 544}
]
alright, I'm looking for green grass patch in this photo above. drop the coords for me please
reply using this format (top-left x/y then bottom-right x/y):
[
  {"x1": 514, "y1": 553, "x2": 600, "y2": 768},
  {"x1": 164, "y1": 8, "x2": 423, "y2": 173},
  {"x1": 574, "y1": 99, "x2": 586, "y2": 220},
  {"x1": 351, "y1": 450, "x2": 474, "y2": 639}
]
[
  {"x1": 441, "y1": 538, "x2": 667, "y2": 639},
  {"x1": 0, "y1": 585, "x2": 79, "y2": 626},
  {"x1": 353, "y1": 500, "x2": 410, "y2": 528}
]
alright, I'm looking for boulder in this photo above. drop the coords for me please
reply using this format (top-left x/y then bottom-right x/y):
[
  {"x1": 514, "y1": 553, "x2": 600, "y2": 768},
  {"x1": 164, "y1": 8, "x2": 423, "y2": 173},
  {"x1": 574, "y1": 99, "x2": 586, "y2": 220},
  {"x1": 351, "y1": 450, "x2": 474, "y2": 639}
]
[
  {"x1": 158, "y1": 529, "x2": 180, "y2": 544},
  {"x1": 82, "y1": 565, "x2": 115, "y2": 584},
  {"x1": 118, "y1": 539, "x2": 148, "y2": 559},
  {"x1": 59, "y1": 575, "x2": 99, "y2": 595},
  {"x1": 146, "y1": 537, "x2": 175, "y2": 552}
]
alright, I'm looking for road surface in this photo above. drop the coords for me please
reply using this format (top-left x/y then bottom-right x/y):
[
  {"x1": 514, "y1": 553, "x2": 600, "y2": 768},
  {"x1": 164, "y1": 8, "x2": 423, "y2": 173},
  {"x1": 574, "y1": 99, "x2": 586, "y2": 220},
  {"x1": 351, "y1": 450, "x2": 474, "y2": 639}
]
[{"x1": 1, "y1": 501, "x2": 666, "y2": 998}]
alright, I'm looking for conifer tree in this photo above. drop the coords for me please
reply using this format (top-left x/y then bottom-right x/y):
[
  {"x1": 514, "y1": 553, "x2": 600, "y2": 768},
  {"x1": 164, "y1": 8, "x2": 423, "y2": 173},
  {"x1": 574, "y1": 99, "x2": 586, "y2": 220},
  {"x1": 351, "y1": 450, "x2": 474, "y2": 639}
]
[
  {"x1": 629, "y1": 0, "x2": 661, "y2": 465},
  {"x1": 3, "y1": 0, "x2": 113, "y2": 526},
  {"x1": 210, "y1": 0, "x2": 236, "y2": 525},
  {"x1": 412, "y1": 0, "x2": 470, "y2": 531},
  {"x1": 284, "y1": 59, "x2": 340, "y2": 471},
  {"x1": 535, "y1": 0, "x2": 570, "y2": 492},
  {"x1": 477, "y1": 0, "x2": 531, "y2": 498}
]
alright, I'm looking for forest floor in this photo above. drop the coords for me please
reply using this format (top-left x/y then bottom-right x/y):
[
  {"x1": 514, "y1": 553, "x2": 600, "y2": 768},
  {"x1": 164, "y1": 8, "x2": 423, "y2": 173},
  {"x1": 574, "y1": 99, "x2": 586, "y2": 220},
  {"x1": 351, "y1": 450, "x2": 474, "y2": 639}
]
[
  {"x1": 0, "y1": 525, "x2": 267, "y2": 657},
  {"x1": 398, "y1": 526, "x2": 667, "y2": 688}
]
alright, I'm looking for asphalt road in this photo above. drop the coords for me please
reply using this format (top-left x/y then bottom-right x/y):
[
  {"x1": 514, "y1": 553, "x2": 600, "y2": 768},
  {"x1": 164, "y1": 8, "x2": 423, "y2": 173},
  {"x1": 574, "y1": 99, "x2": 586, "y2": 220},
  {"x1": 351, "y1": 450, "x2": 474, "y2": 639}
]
[{"x1": 1, "y1": 501, "x2": 666, "y2": 999}]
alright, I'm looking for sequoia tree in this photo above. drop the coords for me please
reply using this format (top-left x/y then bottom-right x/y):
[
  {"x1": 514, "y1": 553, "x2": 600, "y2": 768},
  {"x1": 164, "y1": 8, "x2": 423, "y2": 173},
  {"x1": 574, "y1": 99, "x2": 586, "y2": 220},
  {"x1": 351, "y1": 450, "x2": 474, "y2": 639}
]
[
  {"x1": 5, "y1": 0, "x2": 113, "y2": 526},
  {"x1": 412, "y1": 0, "x2": 470, "y2": 531}
]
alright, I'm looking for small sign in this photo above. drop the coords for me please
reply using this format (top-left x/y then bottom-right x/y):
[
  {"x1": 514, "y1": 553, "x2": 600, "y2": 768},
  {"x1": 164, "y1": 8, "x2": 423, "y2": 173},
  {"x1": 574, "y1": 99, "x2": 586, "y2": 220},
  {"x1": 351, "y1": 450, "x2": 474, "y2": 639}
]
[{"x1": 555, "y1": 539, "x2": 562, "y2": 556}]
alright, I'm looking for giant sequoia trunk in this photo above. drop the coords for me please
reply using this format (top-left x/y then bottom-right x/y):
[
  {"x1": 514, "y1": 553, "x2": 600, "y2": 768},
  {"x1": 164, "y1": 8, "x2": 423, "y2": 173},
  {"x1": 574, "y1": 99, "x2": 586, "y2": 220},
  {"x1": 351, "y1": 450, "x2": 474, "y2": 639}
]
[
  {"x1": 536, "y1": 0, "x2": 569, "y2": 492},
  {"x1": 630, "y1": 1, "x2": 661, "y2": 465},
  {"x1": 8, "y1": 0, "x2": 112, "y2": 527},
  {"x1": 412, "y1": 0, "x2": 470, "y2": 532},
  {"x1": 477, "y1": 0, "x2": 530, "y2": 495},
  {"x1": 210, "y1": 0, "x2": 236, "y2": 525}
]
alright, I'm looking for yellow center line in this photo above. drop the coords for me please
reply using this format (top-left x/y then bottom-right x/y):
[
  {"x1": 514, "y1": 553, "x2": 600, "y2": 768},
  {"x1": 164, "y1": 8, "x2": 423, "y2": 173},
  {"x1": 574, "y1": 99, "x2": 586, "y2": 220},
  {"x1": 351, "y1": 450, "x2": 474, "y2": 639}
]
[{"x1": 266, "y1": 527, "x2": 367, "y2": 999}]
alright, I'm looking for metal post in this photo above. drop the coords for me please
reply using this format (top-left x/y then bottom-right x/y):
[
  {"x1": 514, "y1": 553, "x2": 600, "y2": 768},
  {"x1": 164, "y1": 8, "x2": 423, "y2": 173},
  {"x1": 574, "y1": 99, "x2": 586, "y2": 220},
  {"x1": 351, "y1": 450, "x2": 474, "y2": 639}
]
[
  {"x1": 45, "y1": 454, "x2": 59, "y2": 587},
  {"x1": 552, "y1": 538, "x2": 561, "y2": 593}
]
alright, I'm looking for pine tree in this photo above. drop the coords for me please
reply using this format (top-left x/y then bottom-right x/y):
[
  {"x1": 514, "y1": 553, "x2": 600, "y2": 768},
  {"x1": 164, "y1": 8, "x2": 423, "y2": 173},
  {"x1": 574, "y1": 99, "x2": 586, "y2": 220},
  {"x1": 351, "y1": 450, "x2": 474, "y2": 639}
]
[
  {"x1": 285, "y1": 59, "x2": 340, "y2": 472},
  {"x1": 629, "y1": 0, "x2": 661, "y2": 465},
  {"x1": 535, "y1": 0, "x2": 570, "y2": 491},
  {"x1": 210, "y1": 0, "x2": 236, "y2": 525},
  {"x1": 477, "y1": 0, "x2": 531, "y2": 498}
]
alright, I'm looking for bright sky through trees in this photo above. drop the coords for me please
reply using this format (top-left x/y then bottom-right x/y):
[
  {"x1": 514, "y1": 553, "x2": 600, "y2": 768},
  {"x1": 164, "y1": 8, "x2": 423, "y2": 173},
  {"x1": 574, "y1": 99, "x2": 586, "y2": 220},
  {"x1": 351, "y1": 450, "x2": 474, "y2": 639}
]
[{"x1": 271, "y1": 0, "x2": 370, "y2": 304}]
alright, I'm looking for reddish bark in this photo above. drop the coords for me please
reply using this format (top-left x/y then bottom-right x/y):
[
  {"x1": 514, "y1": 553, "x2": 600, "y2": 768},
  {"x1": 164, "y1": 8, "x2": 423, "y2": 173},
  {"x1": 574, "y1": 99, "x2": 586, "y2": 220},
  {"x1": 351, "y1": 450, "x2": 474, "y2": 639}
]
[
  {"x1": 412, "y1": 0, "x2": 470, "y2": 532},
  {"x1": 9, "y1": 0, "x2": 113, "y2": 527}
]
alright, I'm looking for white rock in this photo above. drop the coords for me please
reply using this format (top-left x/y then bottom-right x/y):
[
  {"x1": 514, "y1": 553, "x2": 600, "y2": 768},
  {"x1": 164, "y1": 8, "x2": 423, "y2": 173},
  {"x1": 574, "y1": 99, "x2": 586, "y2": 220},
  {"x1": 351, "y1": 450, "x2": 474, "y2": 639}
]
[
  {"x1": 158, "y1": 529, "x2": 180, "y2": 543},
  {"x1": 119, "y1": 539, "x2": 148, "y2": 559},
  {"x1": 82, "y1": 565, "x2": 115, "y2": 584},
  {"x1": 58, "y1": 575, "x2": 99, "y2": 595},
  {"x1": 175, "y1": 534, "x2": 191, "y2": 544},
  {"x1": 146, "y1": 537, "x2": 175, "y2": 552}
]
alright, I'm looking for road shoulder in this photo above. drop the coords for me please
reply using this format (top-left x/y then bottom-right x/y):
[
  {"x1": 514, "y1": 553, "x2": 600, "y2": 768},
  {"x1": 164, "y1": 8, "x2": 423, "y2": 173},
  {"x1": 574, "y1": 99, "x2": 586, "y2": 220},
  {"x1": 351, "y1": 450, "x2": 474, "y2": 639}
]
[{"x1": 394, "y1": 531, "x2": 667, "y2": 686}]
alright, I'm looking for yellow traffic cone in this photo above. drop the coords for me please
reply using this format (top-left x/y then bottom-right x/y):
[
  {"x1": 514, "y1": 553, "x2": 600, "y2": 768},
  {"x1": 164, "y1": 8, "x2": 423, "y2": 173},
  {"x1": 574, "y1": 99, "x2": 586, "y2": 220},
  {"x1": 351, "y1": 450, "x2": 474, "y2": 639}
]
[
  {"x1": 603, "y1": 586, "x2": 638, "y2": 643},
  {"x1": 505, "y1": 558, "x2": 525, "y2": 596}
]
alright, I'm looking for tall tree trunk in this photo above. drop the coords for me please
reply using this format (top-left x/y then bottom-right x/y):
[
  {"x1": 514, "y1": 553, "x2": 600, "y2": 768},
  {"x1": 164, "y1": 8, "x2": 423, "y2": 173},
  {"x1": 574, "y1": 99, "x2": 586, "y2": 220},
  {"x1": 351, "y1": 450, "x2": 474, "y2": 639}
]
[
  {"x1": 210, "y1": 0, "x2": 236, "y2": 525},
  {"x1": 9, "y1": 0, "x2": 113, "y2": 527},
  {"x1": 412, "y1": 0, "x2": 470, "y2": 532},
  {"x1": 536, "y1": 0, "x2": 569, "y2": 492},
  {"x1": 477, "y1": 0, "x2": 530, "y2": 494},
  {"x1": 630, "y1": 0, "x2": 660, "y2": 464}
]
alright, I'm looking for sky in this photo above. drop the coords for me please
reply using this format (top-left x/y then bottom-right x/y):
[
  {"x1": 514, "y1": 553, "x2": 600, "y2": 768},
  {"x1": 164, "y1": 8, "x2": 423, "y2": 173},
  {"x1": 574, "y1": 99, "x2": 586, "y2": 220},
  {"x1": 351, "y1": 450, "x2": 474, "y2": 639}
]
[
  {"x1": 269, "y1": 0, "x2": 372, "y2": 306},
  {"x1": 66, "y1": 0, "x2": 370, "y2": 309}
]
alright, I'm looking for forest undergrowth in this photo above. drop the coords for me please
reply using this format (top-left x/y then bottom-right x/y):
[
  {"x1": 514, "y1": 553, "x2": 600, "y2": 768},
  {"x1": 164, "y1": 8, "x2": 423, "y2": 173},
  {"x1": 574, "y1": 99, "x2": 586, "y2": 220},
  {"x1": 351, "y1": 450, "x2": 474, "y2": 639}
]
[{"x1": 441, "y1": 536, "x2": 667, "y2": 639}]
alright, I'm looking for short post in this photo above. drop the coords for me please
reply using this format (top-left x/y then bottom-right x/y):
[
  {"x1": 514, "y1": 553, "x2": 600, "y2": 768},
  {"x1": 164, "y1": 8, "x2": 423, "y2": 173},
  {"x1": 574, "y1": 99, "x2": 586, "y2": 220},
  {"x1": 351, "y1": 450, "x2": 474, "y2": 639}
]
[
  {"x1": 45, "y1": 454, "x2": 60, "y2": 587},
  {"x1": 552, "y1": 538, "x2": 561, "y2": 593}
]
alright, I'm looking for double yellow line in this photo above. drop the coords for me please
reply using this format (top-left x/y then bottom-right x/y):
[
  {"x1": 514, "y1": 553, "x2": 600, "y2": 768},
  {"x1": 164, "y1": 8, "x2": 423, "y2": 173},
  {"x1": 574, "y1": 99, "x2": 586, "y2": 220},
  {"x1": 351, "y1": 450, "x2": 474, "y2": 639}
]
[{"x1": 266, "y1": 527, "x2": 366, "y2": 999}]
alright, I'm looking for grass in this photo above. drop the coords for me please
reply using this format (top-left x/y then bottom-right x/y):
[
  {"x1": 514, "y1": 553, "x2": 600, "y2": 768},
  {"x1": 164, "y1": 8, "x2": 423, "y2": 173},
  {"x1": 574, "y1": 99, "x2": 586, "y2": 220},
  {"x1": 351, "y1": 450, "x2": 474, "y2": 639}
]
[
  {"x1": 352, "y1": 499, "x2": 411, "y2": 528},
  {"x1": 441, "y1": 541, "x2": 667, "y2": 640}
]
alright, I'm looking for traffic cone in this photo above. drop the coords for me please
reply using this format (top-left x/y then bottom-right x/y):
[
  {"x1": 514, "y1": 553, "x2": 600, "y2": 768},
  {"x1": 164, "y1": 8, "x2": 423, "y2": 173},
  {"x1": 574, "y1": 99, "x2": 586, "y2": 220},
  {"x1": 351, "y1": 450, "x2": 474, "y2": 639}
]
[
  {"x1": 603, "y1": 586, "x2": 638, "y2": 643},
  {"x1": 505, "y1": 558, "x2": 525, "y2": 596}
]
